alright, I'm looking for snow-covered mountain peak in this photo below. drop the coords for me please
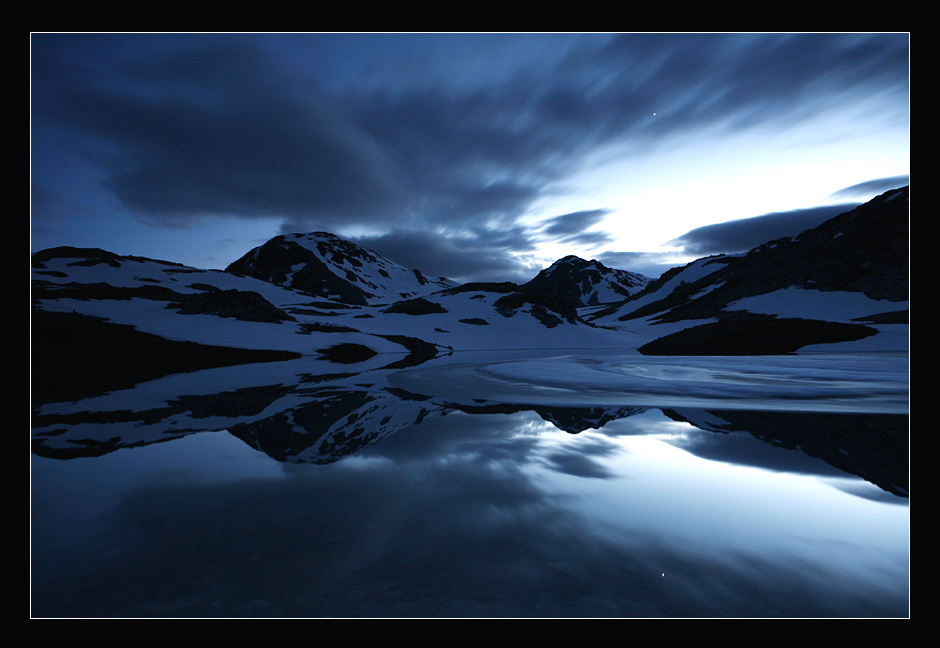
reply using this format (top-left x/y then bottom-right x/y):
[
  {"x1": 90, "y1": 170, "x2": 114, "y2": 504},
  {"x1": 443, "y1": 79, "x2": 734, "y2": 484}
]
[
  {"x1": 31, "y1": 187, "x2": 910, "y2": 383},
  {"x1": 225, "y1": 232, "x2": 455, "y2": 306},
  {"x1": 524, "y1": 255, "x2": 652, "y2": 307}
]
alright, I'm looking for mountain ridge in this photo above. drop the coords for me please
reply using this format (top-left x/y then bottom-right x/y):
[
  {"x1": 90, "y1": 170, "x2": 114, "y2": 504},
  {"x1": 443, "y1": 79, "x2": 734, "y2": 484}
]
[
  {"x1": 31, "y1": 186, "x2": 909, "y2": 405},
  {"x1": 30, "y1": 189, "x2": 910, "y2": 504},
  {"x1": 225, "y1": 231, "x2": 455, "y2": 306},
  {"x1": 593, "y1": 186, "x2": 909, "y2": 326},
  {"x1": 582, "y1": 186, "x2": 908, "y2": 355},
  {"x1": 522, "y1": 255, "x2": 651, "y2": 307}
]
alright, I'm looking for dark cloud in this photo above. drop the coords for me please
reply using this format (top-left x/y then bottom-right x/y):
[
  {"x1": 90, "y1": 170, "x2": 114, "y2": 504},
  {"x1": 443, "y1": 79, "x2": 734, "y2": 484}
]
[
  {"x1": 522, "y1": 33, "x2": 909, "y2": 149},
  {"x1": 32, "y1": 36, "x2": 411, "y2": 225},
  {"x1": 545, "y1": 451, "x2": 616, "y2": 479},
  {"x1": 558, "y1": 230, "x2": 616, "y2": 247},
  {"x1": 541, "y1": 209, "x2": 610, "y2": 236},
  {"x1": 31, "y1": 33, "x2": 909, "y2": 234},
  {"x1": 537, "y1": 209, "x2": 615, "y2": 247},
  {"x1": 30, "y1": 34, "x2": 909, "y2": 282},
  {"x1": 829, "y1": 175, "x2": 909, "y2": 201},
  {"x1": 31, "y1": 184, "x2": 76, "y2": 221},
  {"x1": 543, "y1": 435, "x2": 622, "y2": 479},
  {"x1": 667, "y1": 204, "x2": 861, "y2": 257},
  {"x1": 349, "y1": 228, "x2": 542, "y2": 284}
]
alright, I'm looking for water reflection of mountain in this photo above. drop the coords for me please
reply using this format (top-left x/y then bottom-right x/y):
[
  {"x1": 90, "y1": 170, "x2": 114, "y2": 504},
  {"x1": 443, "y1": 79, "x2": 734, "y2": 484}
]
[
  {"x1": 31, "y1": 357, "x2": 907, "y2": 498},
  {"x1": 663, "y1": 408, "x2": 909, "y2": 498},
  {"x1": 30, "y1": 366, "x2": 645, "y2": 465},
  {"x1": 226, "y1": 386, "x2": 435, "y2": 464}
]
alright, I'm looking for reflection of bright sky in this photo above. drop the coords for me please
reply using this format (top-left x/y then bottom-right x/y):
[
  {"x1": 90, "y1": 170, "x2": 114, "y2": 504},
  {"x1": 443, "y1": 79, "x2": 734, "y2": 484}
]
[
  {"x1": 31, "y1": 406, "x2": 908, "y2": 617},
  {"x1": 523, "y1": 413, "x2": 906, "y2": 547},
  {"x1": 513, "y1": 412, "x2": 908, "y2": 609}
]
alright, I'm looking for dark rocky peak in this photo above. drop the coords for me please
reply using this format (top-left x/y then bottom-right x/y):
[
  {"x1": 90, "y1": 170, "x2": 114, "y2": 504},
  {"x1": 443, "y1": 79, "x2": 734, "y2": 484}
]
[
  {"x1": 523, "y1": 255, "x2": 651, "y2": 307},
  {"x1": 226, "y1": 234, "x2": 374, "y2": 305},
  {"x1": 434, "y1": 281, "x2": 581, "y2": 328},
  {"x1": 225, "y1": 231, "x2": 454, "y2": 306},
  {"x1": 557, "y1": 254, "x2": 588, "y2": 265}
]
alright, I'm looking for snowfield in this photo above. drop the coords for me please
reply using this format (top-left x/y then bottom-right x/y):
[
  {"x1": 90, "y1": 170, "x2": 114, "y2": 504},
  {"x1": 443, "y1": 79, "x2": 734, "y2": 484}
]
[
  {"x1": 726, "y1": 287, "x2": 907, "y2": 323},
  {"x1": 32, "y1": 188, "x2": 909, "y2": 425}
]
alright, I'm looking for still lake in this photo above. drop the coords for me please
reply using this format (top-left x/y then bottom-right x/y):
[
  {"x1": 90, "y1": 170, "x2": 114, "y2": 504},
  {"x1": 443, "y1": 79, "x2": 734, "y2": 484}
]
[{"x1": 30, "y1": 352, "x2": 909, "y2": 618}]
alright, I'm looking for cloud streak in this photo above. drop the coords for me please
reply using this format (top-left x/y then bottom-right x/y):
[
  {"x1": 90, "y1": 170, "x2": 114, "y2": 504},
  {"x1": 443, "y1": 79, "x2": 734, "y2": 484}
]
[
  {"x1": 829, "y1": 175, "x2": 910, "y2": 202},
  {"x1": 30, "y1": 33, "x2": 909, "y2": 281},
  {"x1": 667, "y1": 204, "x2": 861, "y2": 257},
  {"x1": 668, "y1": 173, "x2": 910, "y2": 258}
]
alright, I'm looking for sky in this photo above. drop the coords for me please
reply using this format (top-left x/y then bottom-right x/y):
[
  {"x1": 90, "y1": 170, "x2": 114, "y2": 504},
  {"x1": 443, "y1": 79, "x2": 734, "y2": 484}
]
[{"x1": 30, "y1": 32, "x2": 910, "y2": 282}]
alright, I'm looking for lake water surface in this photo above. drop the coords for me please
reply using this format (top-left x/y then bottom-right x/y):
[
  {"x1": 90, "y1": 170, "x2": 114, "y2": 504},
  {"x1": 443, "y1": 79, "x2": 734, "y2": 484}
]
[{"x1": 30, "y1": 352, "x2": 909, "y2": 618}]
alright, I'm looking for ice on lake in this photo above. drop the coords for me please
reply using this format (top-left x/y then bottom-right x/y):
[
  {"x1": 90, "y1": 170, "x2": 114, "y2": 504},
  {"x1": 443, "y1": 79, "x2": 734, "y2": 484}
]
[{"x1": 391, "y1": 351, "x2": 909, "y2": 414}]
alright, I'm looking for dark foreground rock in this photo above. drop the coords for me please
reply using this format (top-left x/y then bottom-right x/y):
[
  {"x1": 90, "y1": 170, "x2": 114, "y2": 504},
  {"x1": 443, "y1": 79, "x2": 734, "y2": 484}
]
[
  {"x1": 638, "y1": 315, "x2": 878, "y2": 355},
  {"x1": 316, "y1": 343, "x2": 378, "y2": 364},
  {"x1": 168, "y1": 289, "x2": 296, "y2": 323},
  {"x1": 382, "y1": 298, "x2": 448, "y2": 315},
  {"x1": 31, "y1": 310, "x2": 300, "y2": 406}
]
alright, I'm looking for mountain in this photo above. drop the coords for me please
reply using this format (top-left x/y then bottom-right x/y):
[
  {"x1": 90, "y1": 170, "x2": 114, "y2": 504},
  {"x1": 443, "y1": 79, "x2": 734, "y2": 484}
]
[
  {"x1": 522, "y1": 255, "x2": 651, "y2": 307},
  {"x1": 586, "y1": 186, "x2": 909, "y2": 355},
  {"x1": 663, "y1": 407, "x2": 908, "y2": 497},
  {"x1": 31, "y1": 190, "x2": 910, "y2": 507},
  {"x1": 30, "y1": 186, "x2": 910, "y2": 408},
  {"x1": 31, "y1": 350, "x2": 907, "y2": 498},
  {"x1": 226, "y1": 231, "x2": 455, "y2": 305},
  {"x1": 30, "y1": 352, "x2": 651, "y2": 464},
  {"x1": 29, "y1": 240, "x2": 619, "y2": 406}
]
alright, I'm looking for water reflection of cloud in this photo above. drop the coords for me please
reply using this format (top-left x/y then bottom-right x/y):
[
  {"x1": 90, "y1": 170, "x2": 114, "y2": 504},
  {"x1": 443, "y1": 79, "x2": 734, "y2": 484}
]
[
  {"x1": 544, "y1": 451, "x2": 616, "y2": 479},
  {"x1": 33, "y1": 403, "x2": 909, "y2": 618},
  {"x1": 666, "y1": 428, "x2": 846, "y2": 479},
  {"x1": 538, "y1": 432, "x2": 624, "y2": 479},
  {"x1": 352, "y1": 409, "x2": 624, "y2": 481},
  {"x1": 32, "y1": 368, "x2": 910, "y2": 616},
  {"x1": 352, "y1": 410, "x2": 542, "y2": 465},
  {"x1": 827, "y1": 478, "x2": 909, "y2": 504}
]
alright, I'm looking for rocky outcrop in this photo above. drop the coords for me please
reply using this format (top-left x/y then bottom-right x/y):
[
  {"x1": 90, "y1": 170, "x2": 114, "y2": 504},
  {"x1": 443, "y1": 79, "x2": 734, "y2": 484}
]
[
  {"x1": 382, "y1": 297, "x2": 448, "y2": 315},
  {"x1": 523, "y1": 255, "x2": 651, "y2": 307},
  {"x1": 637, "y1": 313, "x2": 877, "y2": 355},
  {"x1": 493, "y1": 291, "x2": 579, "y2": 328},
  {"x1": 225, "y1": 232, "x2": 453, "y2": 305},
  {"x1": 168, "y1": 289, "x2": 296, "y2": 323}
]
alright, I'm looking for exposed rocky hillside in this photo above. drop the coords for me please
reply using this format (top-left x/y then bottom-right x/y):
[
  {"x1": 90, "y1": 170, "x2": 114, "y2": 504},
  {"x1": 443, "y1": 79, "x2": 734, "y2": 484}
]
[
  {"x1": 587, "y1": 186, "x2": 909, "y2": 354},
  {"x1": 31, "y1": 186, "x2": 910, "y2": 405},
  {"x1": 225, "y1": 231, "x2": 454, "y2": 305},
  {"x1": 523, "y1": 255, "x2": 651, "y2": 307},
  {"x1": 29, "y1": 241, "x2": 618, "y2": 405}
]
